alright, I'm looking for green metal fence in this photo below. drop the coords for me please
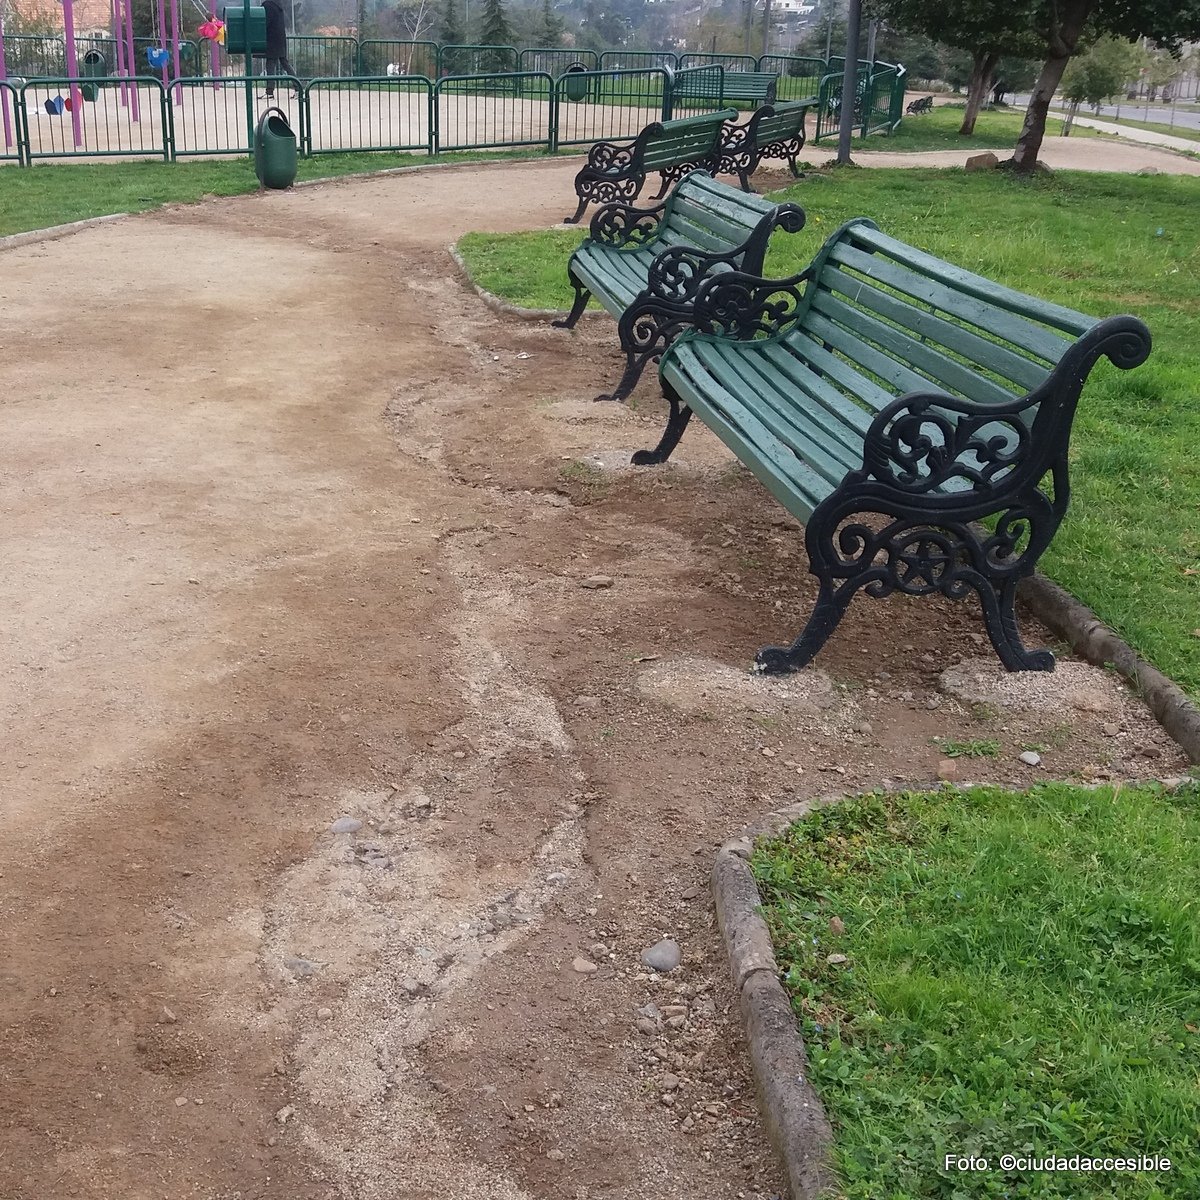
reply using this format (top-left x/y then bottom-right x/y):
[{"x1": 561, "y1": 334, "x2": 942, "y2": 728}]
[
  {"x1": 598, "y1": 50, "x2": 677, "y2": 71},
  {"x1": 678, "y1": 52, "x2": 757, "y2": 72},
  {"x1": 3, "y1": 34, "x2": 66, "y2": 78},
  {"x1": 863, "y1": 64, "x2": 900, "y2": 135},
  {"x1": 669, "y1": 64, "x2": 726, "y2": 114},
  {"x1": 1, "y1": 80, "x2": 24, "y2": 164},
  {"x1": 552, "y1": 67, "x2": 671, "y2": 150},
  {"x1": 306, "y1": 75, "x2": 432, "y2": 155},
  {"x1": 357, "y1": 39, "x2": 438, "y2": 78},
  {"x1": 814, "y1": 66, "x2": 872, "y2": 142},
  {"x1": 434, "y1": 70, "x2": 552, "y2": 152},
  {"x1": 519, "y1": 47, "x2": 598, "y2": 75},
  {"x1": 0, "y1": 55, "x2": 907, "y2": 165},
  {"x1": 758, "y1": 55, "x2": 824, "y2": 104},
  {"x1": 20, "y1": 75, "x2": 171, "y2": 161},
  {"x1": 437, "y1": 44, "x2": 519, "y2": 76},
  {"x1": 289, "y1": 36, "x2": 358, "y2": 79}
]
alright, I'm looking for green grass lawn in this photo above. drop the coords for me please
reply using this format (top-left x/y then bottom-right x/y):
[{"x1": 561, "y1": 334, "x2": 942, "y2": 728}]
[
  {"x1": 753, "y1": 782, "x2": 1200, "y2": 1199},
  {"x1": 0, "y1": 148, "x2": 554, "y2": 238},
  {"x1": 849, "y1": 101, "x2": 1087, "y2": 154},
  {"x1": 455, "y1": 168, "x2": 1200, "y2": 700}
]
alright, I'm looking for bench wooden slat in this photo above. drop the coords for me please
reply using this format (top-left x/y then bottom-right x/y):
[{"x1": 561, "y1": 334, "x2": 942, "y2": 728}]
[
  {"x1": 815, "y1": 264, "x2": 1049, "y2": 393},
  {"x1": 826, "y1": 242, "x2": 1075, "y2": 366},
  {"x1": 663, "y1": 350, "x2": 830, "y2": 519},
  {"x1": 643, "y1": 131, "x2": 727, "y2": 169},
  {"x1": 749, "y1": 342, "x2": 874, "y2": 455},
  {"x1": 689, "y1": 342, "x2": 864, "y2": 485},
  {"x1": 809, "y1": 288, "x2": 1022, "y2": 407},
  {"x1": 850, "y1": 224, "x2": 1098, "y2": 340},
  {"x1": 774, "y1": 331, "x2": 895, "y2": 416},
  {"x1": 802, "y1": 309, "x2": 944, "y2": 400}
]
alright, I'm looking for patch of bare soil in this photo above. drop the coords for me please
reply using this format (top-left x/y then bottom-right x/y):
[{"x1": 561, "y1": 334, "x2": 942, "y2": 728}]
[{"x1": 0, "y1": 161, "x2": 1187, "y2": 1200}]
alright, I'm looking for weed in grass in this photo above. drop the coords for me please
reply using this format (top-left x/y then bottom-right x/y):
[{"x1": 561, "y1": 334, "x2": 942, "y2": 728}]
[
  {"x1": 935, "y1": 737, "x2": 1001, "y2": 758},
  {"x1": 557, "y1": 460, "x2": 609, "y2": 503}
]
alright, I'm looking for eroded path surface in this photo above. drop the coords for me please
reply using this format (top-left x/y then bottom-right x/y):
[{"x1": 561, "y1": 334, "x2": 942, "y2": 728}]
[{"x1": 0, "y1": 160, "x2": 1186, "y2": 1200}]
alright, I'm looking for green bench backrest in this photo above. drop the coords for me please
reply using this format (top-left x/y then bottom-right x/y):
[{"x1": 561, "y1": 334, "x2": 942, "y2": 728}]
[
  {"x1": 752, "y1": 100, "x2": 808, "y2": 144},
  {"x1": 802, "y1": 219, "x2": 1098, "y2": 416},
  {"x1": 641, "y1": 110, "x2": 735, "y2": 169},
  {"x1": 658, "y1": 170, "x2": 780, "y2": 256}
]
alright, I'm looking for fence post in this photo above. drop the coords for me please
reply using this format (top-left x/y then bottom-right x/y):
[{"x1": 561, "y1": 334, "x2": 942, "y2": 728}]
[
  {"x1": 300, "y1": 79, "x2": 310, "y2": 155},
  {"x1": 662, "y1": 65, "x2": 673, "y2": 120},
  {"x1": 429, "y1": 78, "x2": 438, "y2": 155},
  {"x1": 549, "y1": 75, "x2": 559, "y2": 153},
  {"x1": 160, "y1": 79, "x2": 173, "y2": 160}
]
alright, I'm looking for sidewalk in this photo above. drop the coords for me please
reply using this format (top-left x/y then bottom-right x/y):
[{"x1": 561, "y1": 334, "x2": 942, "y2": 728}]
[{"x1": 1048, "y1": 109, "x2": 1199, "y2": 154}]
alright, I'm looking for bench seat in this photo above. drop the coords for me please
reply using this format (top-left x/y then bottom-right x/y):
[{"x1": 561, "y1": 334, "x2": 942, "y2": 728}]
[
  {"x1": 553, "y1": 171, "x2": 805, "y2": 400},
  {"x1": 563, "y1": 109, "x2": 736, "y2": 225},
  {"x1": 640, "y1": 213, "x2": 1154, "y2": 673},
  {"x1": 717, "y1": 100, "x2": 810, "y2": 192}
]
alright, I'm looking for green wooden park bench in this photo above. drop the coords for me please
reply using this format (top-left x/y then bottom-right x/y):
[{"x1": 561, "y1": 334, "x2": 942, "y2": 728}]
[
  {"x1": 564, "y1": 109, "x2": 737, "y2": 225},
  {"x1": 553, "y1": 171, "x2": 805, "y2": 402},
  {"x1": 635, "y1": 215, "x2": 1153, "y2": 673},
  {"x1": 677, "y1": 69, "x2": 780, "y2": 106},
  {"x1": 716, "y1": 100, "x2": 810, "y2": 192}
]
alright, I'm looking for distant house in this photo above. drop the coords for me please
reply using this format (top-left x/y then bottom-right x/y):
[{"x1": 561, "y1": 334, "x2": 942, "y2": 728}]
[{"x1": 15, "y1": 0, "x2": 114, "y2": 35}]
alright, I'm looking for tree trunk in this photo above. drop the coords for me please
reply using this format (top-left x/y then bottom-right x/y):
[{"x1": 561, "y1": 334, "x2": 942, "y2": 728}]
[
  {"x1": 1010, "y1": 51, "x2": 1070, "y2": 169},
  {"x1": 960, "y1": 49, "x2": 999, "y2": 135},
  {"x1": 1063, "y1": 98, "x2": 1078, "y2": 135},
  {"x1": 1010, "y1": 0, "x2": 1093, "y2": 173}
]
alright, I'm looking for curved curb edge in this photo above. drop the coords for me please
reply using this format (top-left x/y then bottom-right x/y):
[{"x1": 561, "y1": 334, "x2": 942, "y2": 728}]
[
  {"x1": 712, "y1": 794, "x2": 845, "y2": 1200},
  {"x1": 1019, "y1": 571, "x2": 1200, "y2": 764},
  {"x1": 447, "y1": 240, "x2": 605, "y2": 323},
  {"x1": 0, "y1": 212, "x2": 129, "y2": 252}
]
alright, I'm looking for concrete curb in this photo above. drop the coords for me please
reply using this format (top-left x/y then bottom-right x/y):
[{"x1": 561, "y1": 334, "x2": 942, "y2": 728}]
[
  {"x1": 447, "y1": 240, "x2": 606, "y2": 323},
  {"x1": 0, "y1": 212, "x2": 129, "y2": 252},
  {"x1": 1019, "y1": 571, "x2": 1200, "y2": 764},
  {"x1": 712, "y1": 794, "x2": 844, "y2": 1200}
]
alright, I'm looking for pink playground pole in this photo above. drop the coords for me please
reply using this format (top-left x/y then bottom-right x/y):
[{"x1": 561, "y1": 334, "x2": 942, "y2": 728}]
[
  {"x1": 1, "y1": 9, "x2": 13, "y2": 152},
  {"x1": 61, "y1": 0, "x2": 84, "y2": 148},
  {"x1": 157, "y1": 0, "x2": 169, "y2": 92},
  {"x1": 170, "y1": 0, "x2": 181, "y2": 103},
  {"x1": 122, "y1": 0, "x2": 139, "y2": 121},
  {"x1": 113, "y1": 0, "x2": 128, "y2": 105}
]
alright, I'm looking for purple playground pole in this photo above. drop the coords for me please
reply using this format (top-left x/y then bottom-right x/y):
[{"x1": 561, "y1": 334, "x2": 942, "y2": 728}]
[
  {"x1": 157, "y1": 0, "x2": 169, "y2": 92},
  {"x1": 209, "y1": 3, "x2": 221, "y2": 91},
  {"x1": 122, "y1": 0, "x2": 139, "y2": 121},
  {"x1": 170, "y1": 0, "x2": 181, "y2": 103},
  {"x1": 113, "y1": 0, "x2": 128, "y2": 105},
  {"x1": 0, "y1": 9, "x2": 13, "y2": 152},
  {"x1": 61, "y1": 0, "x2": 84, "y2": 148}
]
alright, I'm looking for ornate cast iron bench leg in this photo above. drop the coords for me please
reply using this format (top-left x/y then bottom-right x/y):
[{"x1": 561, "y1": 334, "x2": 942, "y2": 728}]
[
  {"x1": 552, "y1": 268, "x2": 591, "y2": 330},
  {"x1": 631, "y1": 382, "x2": 693, "y2": 465}
]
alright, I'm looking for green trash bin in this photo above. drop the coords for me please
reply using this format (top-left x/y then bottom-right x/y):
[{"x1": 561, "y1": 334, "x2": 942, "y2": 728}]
[
  {"x1": 255, "y1": 106, "x2": 298, "y2": 189},
  {"x1": 563, "y1": 61, "x2": 590, "y2": 103},
  {"x1": 223, "y1": 5, "x2": 267, "y2": 55},
  {"x1": 80, "y1": 48, "x2": 106, "y2": 101}
]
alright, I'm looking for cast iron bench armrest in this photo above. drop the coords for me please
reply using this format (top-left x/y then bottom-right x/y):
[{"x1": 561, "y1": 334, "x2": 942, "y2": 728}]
[
  {"x1": 688, "y1": 267, "x2": 813, "y2": 339},
  {"x1": 588, "y1": 197, "x2": 668, "y2": 249},
  {"x1": 584, "y1": 135, "x2": 643, "y2": 172},
  {"x1": 642, "y1": 202, "x2": 805, "y2": 305},
  {"x1": 860, "y1": 317, "x2": 1154, "y2": 500}
]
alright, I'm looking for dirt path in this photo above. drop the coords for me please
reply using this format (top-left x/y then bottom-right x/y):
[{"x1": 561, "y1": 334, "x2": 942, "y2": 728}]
[{"x1": 0, "y1": 158, "x2": 1187, "y2": 1200}]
